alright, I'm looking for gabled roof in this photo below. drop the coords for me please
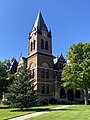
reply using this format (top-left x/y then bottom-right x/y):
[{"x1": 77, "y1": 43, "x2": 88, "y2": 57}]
[
  {"x1": 53, "y1": 54, "x2": 66, "y2": 70},
  {"x1": 58, "y1": 54, "x2": 66, "y2": 62},
  {"x1": 9, "y1": 58, "x2": 18, "y2": 73},
  {"x1": 32, "y1": 11, "x2": 48, "y2": 31}
]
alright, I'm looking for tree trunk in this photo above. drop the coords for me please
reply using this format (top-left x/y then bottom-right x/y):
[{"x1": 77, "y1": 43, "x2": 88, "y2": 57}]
[
  {"x1": 21, "y1": 107, "x2": 23, "y2": 111},
  {"x1": 84, "y1": 89, "x2": 89, "y2": 105}
]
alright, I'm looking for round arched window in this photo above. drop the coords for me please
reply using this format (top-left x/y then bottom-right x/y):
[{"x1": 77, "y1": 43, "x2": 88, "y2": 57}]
[
  {"x1": 41, "y1": 62, "x2": 49, "y2": 68},
  {"x1": 29, "y1": 63, "x2": 34, "y2": 79},
  {"x1": 30, "y1": 63, "x2": 34, "y2": 69}
]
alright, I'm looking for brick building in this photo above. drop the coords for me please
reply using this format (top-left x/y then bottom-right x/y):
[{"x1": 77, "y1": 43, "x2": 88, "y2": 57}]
[{"x1": 17, "y1": 12, "x2": 83, "y2": 103}]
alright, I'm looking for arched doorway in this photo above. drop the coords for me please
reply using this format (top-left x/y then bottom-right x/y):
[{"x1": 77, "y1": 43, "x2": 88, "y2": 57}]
[
  {"x1": 75, "y1": 90, "x2": 80, "y2": 99},
  {"x1": 60, "y1": 88, "x2": 66, "y2": 98},
  {"x1": 67, "y1": 89, "x2": 74, "y2": 101}
]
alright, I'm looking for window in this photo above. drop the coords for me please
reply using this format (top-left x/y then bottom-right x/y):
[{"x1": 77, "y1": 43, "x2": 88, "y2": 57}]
[
  {"x1": 31, "y1": 42, "x2": 32, "y2": 51},
  {"x1": 30, "y1": 69, "x2": 34, "y2": 79},
  {"x1": 41, "y1": 39, "x2": 44, "y2": 49},
  {"x1": 41, "y1": 62, "x2": 49, "y2": 68},
  {"x1": 30, "y1": 41, "x2": 35, "y2": 51},
  {"x1": 67, "y1": 89, "x2": 74, "y2": 101},
  {"x1": 41, "y1": 84, "x2": 45, "y2": 94},
  {"x1": 60, "y1": 88, "x2": 66, "y2": 98},
  {"x1": 54, "y1": 71, "x2": 57, "y2": 79},
  {"x1": 46, "y1": 69, "x2": 49, "y2": 79},
  {"x1": 75, "y1": 90, "x2": 80, "y2": 98},
  {"x1": 41, "y1": 68, "x2": 45, "y2": 78},
  {"x1": 46, "y1": 84, "x2": 49, "y2": 94},
  {"x1": 45, "y1": 41, "x2": 48, "y2": 50},
  {"x1": 33, "y1": 40, "x2": 35, "y2": 50},
  {"x1": 59, "y1": 72, "x2": 62, "y2": 79},
  {"x1": 59, "y1": 63, "x2": 63, "y2": 69}
]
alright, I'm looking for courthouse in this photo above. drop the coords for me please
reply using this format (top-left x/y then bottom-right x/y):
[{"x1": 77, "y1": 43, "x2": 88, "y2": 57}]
[{"x1": 15, "y1": 12, "x2": 83, "y2": 103}]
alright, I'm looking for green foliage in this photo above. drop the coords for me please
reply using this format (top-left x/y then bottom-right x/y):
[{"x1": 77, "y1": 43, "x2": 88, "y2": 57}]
[
  {"x1": 7, "y1": 65, "x2": 37, "y2": 110},
  {"x1": 62, "y1": 42, "x2": 90, "y2": 89},
  {"x1": 0, "y1": 60, "x2": 12, "y2": 98},
  {"x1": 61, "y1": 42, "x2": 90, "y2": 104}
]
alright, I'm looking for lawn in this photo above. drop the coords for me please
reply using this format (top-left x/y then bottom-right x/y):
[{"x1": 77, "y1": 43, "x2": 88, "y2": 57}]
[
  {"x1": 28, "y1": 105, "x2": 90, "y2": 120},
  {"x1": 0, "y1": 104, "x2": 61, "y2": 120},
  {"x1": 0, "y1": 105, "x2": 33, "y2": 120}
]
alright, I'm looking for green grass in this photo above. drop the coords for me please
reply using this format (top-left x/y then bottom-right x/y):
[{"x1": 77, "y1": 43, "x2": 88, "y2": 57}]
[
  {"x1": 28, "y1": 105, "x2": 90, "y2": 120},
  {"x1": 0, "y1": 104, "x2": 61, "y2": 120},
  {"x1": 0, "y1": 105, "x2": 33, "y2": 120}
]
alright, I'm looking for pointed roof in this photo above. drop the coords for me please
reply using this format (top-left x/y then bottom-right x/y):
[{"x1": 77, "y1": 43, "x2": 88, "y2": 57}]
[
  {"x1": 58, "y1": 53, "x2": 66, "y2": 62},
  {"x1": 32, "y1": 11, "x2": 48, "y2": 31},
  {"x1": 9, "y1": 58, "x2": 18, "y2": 74},
  {"x1": 19, "y1": 54, "x2": 27, "y2": 65}
]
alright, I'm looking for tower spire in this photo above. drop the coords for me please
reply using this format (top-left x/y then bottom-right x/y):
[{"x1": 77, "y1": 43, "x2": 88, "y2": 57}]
[{"x1": 32, "y1": 11, "x2": 48, "y2": 31}]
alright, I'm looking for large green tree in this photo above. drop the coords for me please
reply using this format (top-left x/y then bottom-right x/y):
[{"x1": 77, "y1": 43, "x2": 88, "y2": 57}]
[
  {"x1": 62, "y1": 42, "x2": 90, "y2": 105},
  {"x1": 0, "y1": 60, "x2": 12, "y2": 99},
  {"x1": 7, "y1": 65, "x2": 37, "y2": 110}
]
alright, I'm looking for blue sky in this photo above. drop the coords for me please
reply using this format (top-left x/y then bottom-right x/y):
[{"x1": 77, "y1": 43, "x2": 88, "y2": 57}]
[{"x1": 0, "y1": 0, "x2": 90, "y2": 61}]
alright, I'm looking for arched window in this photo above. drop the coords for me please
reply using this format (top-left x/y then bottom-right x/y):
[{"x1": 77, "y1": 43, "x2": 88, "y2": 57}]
[
  {"x1": 41, "y1": 84, "x2": 45, "y2": 94},
  {"x1": 46, "y1": 69, "x2": 49, "y2": 79},
  {"x1": 31, "y1": 42, "x2": 32, "y2": 51},
  {"x1": 41, "y1": 39, "x2": 44, "y2": 49},
  {"x1": 75, "y1": 90, "x2": 80, "y2": 98},
  {"x1": 41, "y1": 62, "x2": 50, "y2": 79},
  {"x1": 46, "y1": 84, "x2": 49, "y2": 94},
  {"x1": 67, "y1": 89, "x2": 74, "y2": 101},
  {"x1": 30, "y1": 69, "x2": 34, "y2": 79},
  {"x1": 33, "y1": 40, "x2": 35, "y2": 50},
  {"x1": 41, "y1": 62, "x2": 49, "y2": 68},
  {"x1": 41, "y1": 68, "x2": 45, "y2": 78},
  {"x1": 45, "y1": 41, "x2": 48, "y2": 50},
  {"x1": 30, "y1": 63, "x2": 34, "y2": 79},
  {"x1": 60, "y1": 88, "x2": 66, "y2": 98},
  {"x1": 53, "y1": 71, "x2": 57, "y2": 79},
  {"x1": 30, "y1": 63, "x2": 34, "y2": 69}
]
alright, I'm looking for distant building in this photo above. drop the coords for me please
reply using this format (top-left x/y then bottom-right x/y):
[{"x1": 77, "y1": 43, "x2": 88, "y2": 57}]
[{"x1": 17, "y1": 12, "x2": 83, "y2": 103}]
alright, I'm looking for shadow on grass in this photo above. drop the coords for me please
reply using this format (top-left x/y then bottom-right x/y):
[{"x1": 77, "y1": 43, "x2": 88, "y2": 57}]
[
  {"x1": 11, "y1": 108, "x2": 51, "y2": 112},
  {"x1": 0, "y1": 106, "x2": 11, "y2": 109},
  {"x1": 11, "y1": 107, "x2": 79, "y2": 112}
]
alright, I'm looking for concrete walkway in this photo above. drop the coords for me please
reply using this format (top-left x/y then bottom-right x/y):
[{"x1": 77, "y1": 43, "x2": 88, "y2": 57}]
[{"x1": 9, "y1": 105, "x2": 70, "y2": 120}]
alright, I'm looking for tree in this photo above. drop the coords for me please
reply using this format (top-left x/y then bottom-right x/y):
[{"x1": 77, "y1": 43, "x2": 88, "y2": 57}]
[
  {"x1": 0, "y1": 61, "x2": 9, "y2": 99},
  {"x1": 0, "y1": 60, "x2": 14, "y2": 102},
  {"x1": 61, "y1": 42, "x2": 90, "y2": 105},
  {"x1": 7, "y1": 65, "x2": 37, "y2": 110}
]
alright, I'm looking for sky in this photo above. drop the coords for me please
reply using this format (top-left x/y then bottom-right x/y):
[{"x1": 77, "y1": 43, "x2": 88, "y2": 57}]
[{"x1": 0, "y1": 0, "x2": 90, "y2": 61}]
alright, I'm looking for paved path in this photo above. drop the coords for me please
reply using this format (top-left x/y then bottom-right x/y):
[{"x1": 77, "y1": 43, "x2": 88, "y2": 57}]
[{"x1": 9, "y1": 105, "x2": 70, "y2": 120}]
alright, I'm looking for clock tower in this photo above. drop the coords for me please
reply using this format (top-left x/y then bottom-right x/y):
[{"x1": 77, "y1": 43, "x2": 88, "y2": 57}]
[{"x1": 27, "y1": 12, "x2": 54, "y2": 102}]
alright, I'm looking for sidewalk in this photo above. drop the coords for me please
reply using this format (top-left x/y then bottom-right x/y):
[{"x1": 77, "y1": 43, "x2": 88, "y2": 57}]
[{"x1": 9, "y1": 105, "x2": 70, "y2": 120}]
